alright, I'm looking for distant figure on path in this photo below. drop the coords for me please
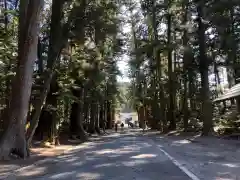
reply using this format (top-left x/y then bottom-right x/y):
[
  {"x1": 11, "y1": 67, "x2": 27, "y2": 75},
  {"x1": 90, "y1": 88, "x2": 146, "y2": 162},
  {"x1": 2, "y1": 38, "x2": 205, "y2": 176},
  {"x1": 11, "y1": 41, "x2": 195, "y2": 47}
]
[
  {"x1": 115, "y1": 123, "x2": 118, "y2": 132},
  {"x1": 142, "y1": 121, "x2": 146, "y2": 133},
  {"x1": 121, "y1": 123, "x2": 124, "y2": 131},
  {"x1": 128, "y1": 122, "x2": 134, "y2": 128}
]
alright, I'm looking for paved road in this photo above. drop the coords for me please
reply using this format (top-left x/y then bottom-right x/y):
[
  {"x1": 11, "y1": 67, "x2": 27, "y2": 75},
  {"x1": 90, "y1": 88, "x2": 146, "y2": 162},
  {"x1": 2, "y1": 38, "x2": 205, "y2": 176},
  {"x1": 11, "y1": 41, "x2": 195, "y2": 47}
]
[{"x1": 7, "y1": 132, "x2": 193, "y2": 180}]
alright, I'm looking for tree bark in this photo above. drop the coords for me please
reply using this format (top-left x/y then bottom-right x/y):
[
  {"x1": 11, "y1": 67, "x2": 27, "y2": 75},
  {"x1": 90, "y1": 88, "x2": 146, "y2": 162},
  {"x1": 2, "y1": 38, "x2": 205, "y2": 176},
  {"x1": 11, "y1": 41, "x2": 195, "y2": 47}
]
[
  {"x1": 197, "y1": 1, "x2": 213, "y2": 136},
  {"x1": 69, "y1": 87, "x2": 88, "y2": 140},
  {"x1": 106, "y1": 100, "x2": 112, "y2": 129},
  {"x1": 95, "y1": 103, "x2": 101, "y2": 134},
  {"x1": 0, "y1": 0, "x2": 43, "y2": 159},
  {"x1": 77, "y1": 88, "x2": 88, "y2": 140},
  {"x1": 182, "y1": 0, "x2": 189, "y2": 131},
  {"x1": 26, "y1": 0, "x2": 67, "y2": 146},
  {"x1": 88, "y1": 103, "x2": 96, "y2": 134},
  {"x1": 167, "y1": 12, "x2": 176, "y2": 130},
  {"x1": 26, "y1": 71, "x2": 54, "y2": 147}
]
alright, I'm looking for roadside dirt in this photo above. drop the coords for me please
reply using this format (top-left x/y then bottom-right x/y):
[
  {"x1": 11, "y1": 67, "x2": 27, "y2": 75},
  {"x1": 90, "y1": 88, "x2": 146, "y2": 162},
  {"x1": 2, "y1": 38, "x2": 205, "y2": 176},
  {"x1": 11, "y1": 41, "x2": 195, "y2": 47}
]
[{"x1": 0, "y1": 135, "x2": 79, "y2": 179}]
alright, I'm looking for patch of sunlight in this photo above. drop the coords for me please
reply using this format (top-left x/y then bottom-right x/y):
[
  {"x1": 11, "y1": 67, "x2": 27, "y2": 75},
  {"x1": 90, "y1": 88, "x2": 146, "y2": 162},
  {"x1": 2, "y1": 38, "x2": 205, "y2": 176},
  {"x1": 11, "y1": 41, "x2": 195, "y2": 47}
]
[
  {"x1": 156, "y1": 144, "x2": 164, "y2": 148},
  {"x1": 206, "y1": 152, "x2": 222, "y2": 158},
  {"x1": 136, "y1": 142, "x2": 152, "y2": 148},
  {"x1": 57, "y1": 154, "x2": 74, "y2": 161},
  {"x1": 82, "y1": 142, "x2": 96, "y2": 146},
  {"x1": 93, "y1": 148, "x2": 135, "y2": 155},
  {"x1": 65, "y1": 156, "x2": 79, "y2": 162},
  {"x1": 76, "y1": 172, "x2": 102, "y2": 179},
  {"x1": 86, "y1": 157, "x2": 96, "y2": 161},
  {"x1": 215, "y1": 177, "x2": 235, "y2": 180},
  {"x1": 222, "y1": 163, "x2": 240, "y2": 168},
  {"x1": 172, "y1": 139, "x2": 191, "y2": 145},
  {"x1": 50, "y1": 171, "x2": 75, "y2": 179},
  {"x1": 104, "y1": 134, "x2": 121, "y2": 138},
  {"x1": 121, "y1": 159, "x2": 148, "y2": 167},
  {"x1": 108, "y1": 154, "x2": 121, "y2": 158},
  {"x1": 69, "y1": 143, "x2": 95, "y2": 152},
  {"x1": 94, "y1": 163, "x2": 115, "y2": 168},
  {"x1": 131, "y1": 154, "x2": 157, "y2": 159},
  {"x1": 209, "y1": 162, "x2": 240, "y2": 168},
  {"x1": 18, "y1": 166, "x2": 46, "y2": 176},
  {"x1": 122, "y1": 145, "x2": 141, "y2": 150},
  {"x1": 25, "y1": 122, "x2": 30, "y2": 131},
  {"x1": 71, "y1": 161, "x2": 84, "y2": 166},
  {"x1": 94, "y1": 149, "x2": 114, "y2": 154},
  {"x1": 58, "y1": 154, "x2": 73, "y2": 158},
  {"x1": 116, "y1": 150, "x2": 136, "y2": 154}
]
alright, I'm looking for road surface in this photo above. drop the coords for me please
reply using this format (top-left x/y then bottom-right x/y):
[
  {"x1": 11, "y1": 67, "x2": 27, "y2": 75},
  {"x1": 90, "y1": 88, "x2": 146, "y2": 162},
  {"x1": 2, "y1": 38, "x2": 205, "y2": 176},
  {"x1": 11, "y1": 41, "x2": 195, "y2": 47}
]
[{"x1": 6, "y1": 131, "x2": 195, "y2": 180}]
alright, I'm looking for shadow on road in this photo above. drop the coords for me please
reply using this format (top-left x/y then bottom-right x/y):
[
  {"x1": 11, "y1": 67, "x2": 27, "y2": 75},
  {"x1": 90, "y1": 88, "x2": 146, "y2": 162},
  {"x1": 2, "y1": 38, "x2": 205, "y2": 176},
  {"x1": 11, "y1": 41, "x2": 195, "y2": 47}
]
[{"x1": 9, "y1": 132, "x2": 190, "y2": 180}]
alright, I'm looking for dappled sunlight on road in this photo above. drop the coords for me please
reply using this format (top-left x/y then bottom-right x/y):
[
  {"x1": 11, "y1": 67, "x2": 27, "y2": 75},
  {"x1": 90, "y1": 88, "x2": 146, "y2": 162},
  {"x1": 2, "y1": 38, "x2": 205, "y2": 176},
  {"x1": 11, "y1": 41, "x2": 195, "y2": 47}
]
[
  {"x1": 172, "y1": 139, "x2": 191, "y2": 145},
  {"x1": 94, "y1": 163, "x2": 115, "y2": 168},
  {"x1": 131, "y1": 154, "x2": 157, "y2": 159},
  {"x1": 103, "y1": 133, "x2": 122, "y2": 138},
  {"x1": 93, "y1": 149, "x2": 115, "y2": 154},
  {"x1": 121, "y1": 159, "x2": 148, "y2": 167},
  {"x1": 17, "y1": 166, "x2": 47, "y2": 177},
  {"x1": 5, "y1": 131, "x2": 240, "y2": 180},
  {"x1": 71, "y1": 161, "x2": 84, "y2": 166},
  {"x1": 8, "y1": 133, "x2": 191, "y2": 180},
  {"x1": 64, "y1": 156, "x2": 79, "y2": 163},
  {"x1": 209, "y1": 162, "x2": 240, "y2": 168},
  {"x1": 50, "y1": 171, "x2": 76, "y2": 179},
  {"x1": 76, "y1": 172, "x2": 102, "y2": 179}
]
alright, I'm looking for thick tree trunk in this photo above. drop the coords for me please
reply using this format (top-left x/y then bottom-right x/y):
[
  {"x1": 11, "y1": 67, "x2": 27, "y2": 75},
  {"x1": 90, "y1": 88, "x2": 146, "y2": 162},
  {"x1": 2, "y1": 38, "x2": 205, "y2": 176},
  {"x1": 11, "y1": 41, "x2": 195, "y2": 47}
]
[
  {"x1": 188, "y1": 70, "x2": 195, "y2": 110},
  {"x1": 26, "y1": 71, "x2": 54, "y2": 146},
  {"x1": 88, "y1": 103, "x2": 96, "y2": 134},
  {"x1": 70, "y1": 102, "x2": 88, "y2": 140},
  {"x1": 160, "y1": 95, "x2": 167, "y2": 133},
  {"x1": 95, "y1": 103, "x2": 101, "y2": 134},
  {"x1": 84, "y1": 102, "x2": 90, "y2": 126},
  {"x1": 197, "y1": 2, "x2": 213, "y2": 136},
  {"x1": 70, "y1": 102, "x2": 79, "y2": 136},
  {"x1": 35, "y1": 108, "x2": 51, "y2": 141},
  {"x1": 138, "y1": 106, "x2": 146, "y2": 129},
  {"x1": 26, "y1": 0, "x2": 67, "y2": 146},
  {"x1": 99, "y1": 103, "x2": 106, "y2": 131},
  {"x1": 106, "y1": 101, "x2": 112, "y2": 129},
  {"x1": 37, "y1": 37, "x2": 44, "y2": 73},
  {"x1": 69, "y1": 87, "x2": 87, "y2": 140},
  {"x1": 182, "y1": 0, "x2": 189, "y2": 131},
  {"x1": 78, "y1": 91, "x2": 88, "y2": 140},
  {"x1": 183, "y1": 78, "x2": 189, "y2": 131},
  {"x1": 167, "y1": 13, "x2": 176, "y2": 130},
  {"x1": 0, "y1": 0, "x2": 43, "y2": 159},
  {"x1": 102, "y1": 103, "x2": 107, "y2": 131},
  {"x1": 64, "y1": 98, "x2": 70, "y2": 121},
  {"x1": 48, "y1": 79, "x2": 58, "y2": 144},
  {"x1": 111, "y1": 107, "x2": 115, "y2": 127}
]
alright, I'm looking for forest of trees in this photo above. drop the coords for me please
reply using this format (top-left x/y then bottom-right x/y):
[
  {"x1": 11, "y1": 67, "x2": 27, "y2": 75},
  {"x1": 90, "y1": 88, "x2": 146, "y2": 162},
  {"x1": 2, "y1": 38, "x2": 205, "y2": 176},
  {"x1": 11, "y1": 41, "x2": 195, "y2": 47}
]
[
  {"x1": 0, "y1": 0, "x2": 124, "y2": 160},
  {"x1": 0, "y1": 0, "x2": 240, "y2": 160},
  {"x1": 125, "y1": 0, "x2": 240, "y2": 135}
]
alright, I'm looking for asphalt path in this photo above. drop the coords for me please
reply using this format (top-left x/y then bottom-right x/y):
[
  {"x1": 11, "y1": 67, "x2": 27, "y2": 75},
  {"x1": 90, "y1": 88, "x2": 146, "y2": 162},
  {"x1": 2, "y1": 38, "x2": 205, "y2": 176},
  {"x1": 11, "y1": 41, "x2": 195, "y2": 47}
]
[{"x1": 5, "y1": 131, "x2": 195, "y2": 180}]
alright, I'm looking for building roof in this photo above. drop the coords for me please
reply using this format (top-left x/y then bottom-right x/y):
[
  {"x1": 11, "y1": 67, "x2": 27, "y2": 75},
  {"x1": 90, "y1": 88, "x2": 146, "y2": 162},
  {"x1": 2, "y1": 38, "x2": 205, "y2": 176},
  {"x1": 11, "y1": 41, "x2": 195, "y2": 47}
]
[{"x1": 213, "y1": 83, "x2": 240, "y2": 102}]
